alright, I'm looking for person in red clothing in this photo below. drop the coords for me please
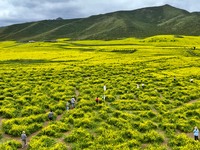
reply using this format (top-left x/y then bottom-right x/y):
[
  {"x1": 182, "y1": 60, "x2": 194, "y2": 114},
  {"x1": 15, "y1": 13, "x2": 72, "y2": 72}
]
[{"x1": 96, "y1": 97, "x2": 99, "y2": 104}]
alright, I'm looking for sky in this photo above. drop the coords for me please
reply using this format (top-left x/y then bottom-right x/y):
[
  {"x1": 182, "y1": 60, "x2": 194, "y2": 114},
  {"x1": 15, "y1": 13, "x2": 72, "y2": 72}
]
[{"x1": 0, "y1": 0, "x2": 199, "y2": 27}]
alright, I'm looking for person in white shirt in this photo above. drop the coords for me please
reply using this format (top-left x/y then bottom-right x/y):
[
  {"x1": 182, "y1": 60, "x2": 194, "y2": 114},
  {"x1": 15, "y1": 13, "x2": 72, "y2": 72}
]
[{"x1": 71, "y1": 97, "x2": 76, "y2": 108}]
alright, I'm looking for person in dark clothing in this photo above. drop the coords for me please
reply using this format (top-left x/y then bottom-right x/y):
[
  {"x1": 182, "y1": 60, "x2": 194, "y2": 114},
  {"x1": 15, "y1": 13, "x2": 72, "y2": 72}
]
[
  {"x1": 96, "y1": 97, "x2": 99, "y2": 104},
  {"x1": 48, "y1": 110, "x2": 53, "y2": 121},
  {"x1": 21, "y1": 131, "x2": 27, "y2": 148}
]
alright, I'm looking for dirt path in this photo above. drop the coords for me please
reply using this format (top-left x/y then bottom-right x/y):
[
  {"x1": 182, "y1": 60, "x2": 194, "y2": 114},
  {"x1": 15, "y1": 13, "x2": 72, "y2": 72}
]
[
  {"x1": 1, "y1": 88, "x2": 79, "y2": 149},
  {"x1": 0, "y1": 117, "x2": 2, "y2": 126},
  {"x1": 170, "y1": 98, "x2": 200, "y2": 112},
  {"x1": 0, "y1": 110, "x2": 67, "y2": 150},
  {"x1": 0, "y1": 118, "x2": 19, "y2": 141},
  {"x1": 187, "y1": 99, "x2": 199, "y2": 104},
  {"x1": 159, "y1": 130, "x2": 171, "y2": 150},
  {"x1": 56, "y1": 113, "x2": 64, "y2": 121}
]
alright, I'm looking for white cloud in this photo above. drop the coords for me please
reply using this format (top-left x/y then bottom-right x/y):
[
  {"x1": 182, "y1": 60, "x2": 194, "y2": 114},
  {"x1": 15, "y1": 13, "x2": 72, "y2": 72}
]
[{"x1": 0, "y1": 0, "x2": 199, "y2": 27}]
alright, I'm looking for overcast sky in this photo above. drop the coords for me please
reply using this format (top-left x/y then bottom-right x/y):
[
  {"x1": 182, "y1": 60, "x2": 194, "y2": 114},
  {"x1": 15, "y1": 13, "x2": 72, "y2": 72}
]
[{"x1": 0, "y1": 0, "x2": 199, "y2": 27}]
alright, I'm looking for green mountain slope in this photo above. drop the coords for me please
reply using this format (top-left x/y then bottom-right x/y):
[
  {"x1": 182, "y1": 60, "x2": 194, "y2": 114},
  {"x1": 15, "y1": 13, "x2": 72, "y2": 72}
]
[{"x1": 0, "y1": 4, "x2": 199, "y2": 41}]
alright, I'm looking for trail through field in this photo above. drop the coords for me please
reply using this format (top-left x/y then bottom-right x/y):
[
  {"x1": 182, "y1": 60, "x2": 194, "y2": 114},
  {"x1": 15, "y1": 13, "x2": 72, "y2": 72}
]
[
  {"x1": 2, "y1": 120, "x2": 50, "y2": 150},
  {"x1": 171, "y1": 98, "x2": 200, "y2": 112},
  {"x1": 0, "y1": 118, "x2": 20, "y2": 141},
  {"x1": 105, "y1": 99, "x2": 172, "y2": 149},
  {"x1": 75, "y1": 87, "x2": 79, "y2": 100},
  {"x1": 157, "y1": 92, "x2": 200, "y2": 141},
  {"x1": 150, "y1": 104, "x2": 172, "y2": 150},
  {"x1": 159, "y1": 130, "x2": 171, "y2": 150},
  {"x1": 0, "y1": 118, "x2": 21, "y2": 143},
  {"x1": 0, "y1": 110, "x2": 67, "y2": 150}
]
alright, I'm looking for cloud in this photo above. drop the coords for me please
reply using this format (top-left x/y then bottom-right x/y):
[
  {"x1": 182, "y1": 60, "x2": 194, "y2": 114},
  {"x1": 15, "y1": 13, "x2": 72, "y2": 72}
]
[{"x1": 0, "y1": 0, "x2": 199, "y2": 27}]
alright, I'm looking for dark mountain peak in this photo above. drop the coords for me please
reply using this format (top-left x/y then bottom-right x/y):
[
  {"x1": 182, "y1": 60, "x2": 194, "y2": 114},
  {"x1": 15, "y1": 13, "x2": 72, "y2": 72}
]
[
  {"x1": 163, "y1": 4, "x2": 172, "y2": 7},
  {"x1": 56, "y1": 17, "x2": 64, "y2": 20},
  {"x1": 162, "y1": 4, "x2": 177, "y2": 9}
]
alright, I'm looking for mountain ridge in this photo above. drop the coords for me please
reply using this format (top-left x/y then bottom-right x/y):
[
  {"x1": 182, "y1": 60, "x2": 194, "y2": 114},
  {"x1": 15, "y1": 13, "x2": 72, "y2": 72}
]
[{"x1": 0, "y1": 4, "x2": 199, "y2": 41}]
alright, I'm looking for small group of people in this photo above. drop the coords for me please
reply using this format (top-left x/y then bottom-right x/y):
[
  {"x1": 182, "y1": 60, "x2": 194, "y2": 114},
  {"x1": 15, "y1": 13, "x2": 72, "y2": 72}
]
[
  {"x1": 136, "y1": 83, "x2": 145, "y2": 89},
  {"x1": 47, "y1": 97, "x2": 77, "y2": 121}
]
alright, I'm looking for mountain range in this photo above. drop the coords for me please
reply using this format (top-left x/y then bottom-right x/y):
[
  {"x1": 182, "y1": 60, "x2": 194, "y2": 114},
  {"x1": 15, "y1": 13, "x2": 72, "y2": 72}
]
[{"x1": 0, "y1": 4, "x2": 199, "y2": 41}]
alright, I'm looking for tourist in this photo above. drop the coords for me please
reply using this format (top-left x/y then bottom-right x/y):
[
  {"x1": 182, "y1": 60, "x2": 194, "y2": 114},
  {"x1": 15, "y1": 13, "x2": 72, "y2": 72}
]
[
  {"x1": 21, "y1": 131, "x2": 27, "y2": 148},
  {"x1": 193, "y1": 126, "x2": 199, "y2": 140},
  {"x1": 71, "y1": 97, "x2": 76, "y2": 108},
  {"x1": 48, "y1": 110, "x2": 54, "y2": 121},
  {"x1": 66, "y1": 101, "x2": 70, "y2": 111},
  {"x1": 96, "y1": 97, "x2": 99, "y2": 104}
]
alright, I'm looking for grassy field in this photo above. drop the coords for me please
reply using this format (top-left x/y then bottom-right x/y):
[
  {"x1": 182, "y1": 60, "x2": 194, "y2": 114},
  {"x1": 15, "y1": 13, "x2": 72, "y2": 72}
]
[{"x1": 0, "y1": 35, "x2": 200, "y2": 150}]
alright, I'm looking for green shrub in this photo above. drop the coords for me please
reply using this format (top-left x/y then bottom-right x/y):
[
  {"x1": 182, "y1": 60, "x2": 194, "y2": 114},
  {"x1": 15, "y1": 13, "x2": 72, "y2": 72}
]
[
  {"x1": 78, "y1": 99, "x2": 96, "y2": 107},
  {"x1": 177, "y1": 142, "x2": 200, "y2": 150},
  {"x1": 120, "y1": 93, "x2": 134, "y2": 99},
  {"x1": 2, "y1": 114, "x2": 46, "y2": 136},
  {"x1": 28, "y1": 135, "x2": 57, "y2": 149},
  {"x1": 21, "y1": 106, "x2": 45, "y2": 116},
  {"x1": 105, "y1": 94, "x2": 115, "y2": 102},
  {"x1": 64, "y1": 127, "x2": 93, "y2": 143},
  {"x1": 0, "y1": 140, "x2": 21, "y2": 150},
  {"x1": 0, "y1": 107, "x2": 17, "y2": 118},
  {"x1": 127, "y1": 139, "x2": 141, "y2": 148},
  {"x1": 142, "y1": 130, "x2": 164, "y2": 143},
  {"x1": 39, "y1": 122, "x2": 69, "y2": 137},
  {"x1": 176, "y1": 121, "x2": 192, "y2": 132},
  {"x1": 160, "y1": 123, "x2": 176, "y2": 134},
  {"x1": 7, "y1": 123, "x2": 43, "y2": 136},
  {"x1": 79, "y1": 106, "x2": 93, "y2": 112},
  {"x1": 72, "y1": 110, "x2": 84, "y2": 118},
  {"x1": 168, "y1": 134, "x2": 191, "y2": 147},
  {"x1": 138, "y1": 121, "x2": 158, "y2": 132},
  {"x1": 75, "y1": 118, "x2": 95, "y2": 129},
  {"x1": 50, "y1": 143, "x2": 68, "y2": 150},
  {"x1": 107, "y1": 117, "x2": 127, "y2": 129},
  {"x1": 121, "y1": 129, "x2": 142, "y2": 141},
  {"x1": 144, "y1": 144, "x2": 167, "y2": 150}
]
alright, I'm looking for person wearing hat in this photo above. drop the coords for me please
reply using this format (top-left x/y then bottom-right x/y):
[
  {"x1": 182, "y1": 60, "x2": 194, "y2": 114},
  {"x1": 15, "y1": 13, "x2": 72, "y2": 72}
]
[{"x1": 21, "y1": 131, "x2": 27, "y2": 148}]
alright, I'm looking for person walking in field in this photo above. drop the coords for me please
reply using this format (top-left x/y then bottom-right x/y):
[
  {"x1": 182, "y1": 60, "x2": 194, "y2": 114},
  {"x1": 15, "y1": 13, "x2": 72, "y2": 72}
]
[
  {"x1": 66, "y1": 101, "x2": 70, "y2": 111},
  {"x1": 21, "y1": 131, "x2": 27, "y2": 148},
  {"x1": 71, "y1": 97, "x2": 76, "y2": 108},
  {"x1": 96, "y1": 97, "x2": 99, "y2": 104},
  {"x1": 193, "y1": 126, "x2": 199, "y2": 140},
  {"x1": 48, "y1": 110, "x2": 54, "y2": 121}
]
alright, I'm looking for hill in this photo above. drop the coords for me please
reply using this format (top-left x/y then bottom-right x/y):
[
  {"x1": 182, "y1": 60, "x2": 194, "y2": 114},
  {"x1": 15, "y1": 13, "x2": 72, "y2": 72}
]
[{"x1": 0, "y1": 4, "x2": 200, "y2": 41}]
